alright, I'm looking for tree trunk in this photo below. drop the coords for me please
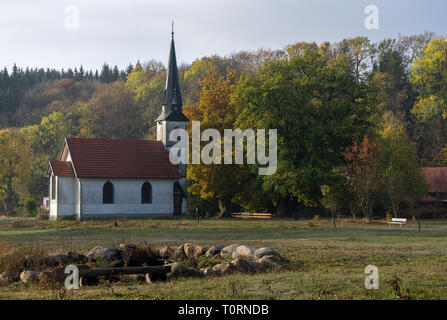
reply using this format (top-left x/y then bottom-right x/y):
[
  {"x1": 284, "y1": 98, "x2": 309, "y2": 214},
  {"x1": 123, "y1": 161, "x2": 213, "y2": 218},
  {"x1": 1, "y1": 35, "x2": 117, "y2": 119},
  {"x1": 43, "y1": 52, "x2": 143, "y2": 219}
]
[
  {"x1": 331, "y1": 209, "x2": 336, "y2": 228},
  {"x1": 5, "y1": 180, "x2": 17, "y2": 211},
  {"x1": 276, "y1": 198, "x2": 287, "y2": 217},
  {"x1": 418, "y1": 211, "x2": 421, "y2": 232},
  {"x1": 217, "y1": 197, "x2": 232, "y2": 218}
]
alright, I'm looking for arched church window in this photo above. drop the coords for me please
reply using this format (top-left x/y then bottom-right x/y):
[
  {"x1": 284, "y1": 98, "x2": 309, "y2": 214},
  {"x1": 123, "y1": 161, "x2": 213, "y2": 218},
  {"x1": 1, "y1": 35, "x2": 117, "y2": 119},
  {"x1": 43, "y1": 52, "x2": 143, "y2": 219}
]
[
  {"x1": 141, "y1": 181, "x2": 152, "y2": 204},
  {"x1": 103, "y1": 181, "x2": 114, "y2": 204}
]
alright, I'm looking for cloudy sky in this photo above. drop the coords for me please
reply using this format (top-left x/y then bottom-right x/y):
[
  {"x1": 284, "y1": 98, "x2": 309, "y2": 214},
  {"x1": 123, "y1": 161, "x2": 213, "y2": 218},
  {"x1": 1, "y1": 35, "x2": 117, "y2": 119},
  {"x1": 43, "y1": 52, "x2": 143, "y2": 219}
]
[{"x1": 1, "y1": 0, "x2": 446, "y2": 71}]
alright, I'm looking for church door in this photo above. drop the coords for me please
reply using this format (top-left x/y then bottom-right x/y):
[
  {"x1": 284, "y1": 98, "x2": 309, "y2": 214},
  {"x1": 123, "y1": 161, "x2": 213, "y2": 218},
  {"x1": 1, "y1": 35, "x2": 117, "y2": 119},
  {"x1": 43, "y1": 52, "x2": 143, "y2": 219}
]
[
  {"x1": 173, "y1": 195, "x2": 182, "y2": 216},
  {"x1": 173, "y1": 182, "x2": 184, "y2": 216}
]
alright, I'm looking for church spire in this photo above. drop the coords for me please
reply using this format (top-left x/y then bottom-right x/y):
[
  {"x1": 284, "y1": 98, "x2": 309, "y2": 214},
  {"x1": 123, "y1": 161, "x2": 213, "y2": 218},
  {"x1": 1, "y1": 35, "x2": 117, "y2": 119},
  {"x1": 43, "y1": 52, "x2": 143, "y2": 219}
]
[{"x1": 155, "y1": 24, "x2": 189, "y2": 122}]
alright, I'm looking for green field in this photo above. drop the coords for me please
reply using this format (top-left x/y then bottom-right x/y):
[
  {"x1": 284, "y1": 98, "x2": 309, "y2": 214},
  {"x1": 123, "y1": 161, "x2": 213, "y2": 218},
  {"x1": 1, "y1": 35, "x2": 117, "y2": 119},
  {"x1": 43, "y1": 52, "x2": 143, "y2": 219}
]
[{"x1": 0, "y1": 216, "x2": 447, "y2": 300}]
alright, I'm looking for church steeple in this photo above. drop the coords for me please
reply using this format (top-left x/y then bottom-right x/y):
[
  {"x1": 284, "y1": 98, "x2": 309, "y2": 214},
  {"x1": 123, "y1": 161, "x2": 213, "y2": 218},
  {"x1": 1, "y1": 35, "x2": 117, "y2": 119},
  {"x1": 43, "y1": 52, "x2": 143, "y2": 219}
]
[{"x1": 155, "y1": 25, "x2": 189, "y2": 122}]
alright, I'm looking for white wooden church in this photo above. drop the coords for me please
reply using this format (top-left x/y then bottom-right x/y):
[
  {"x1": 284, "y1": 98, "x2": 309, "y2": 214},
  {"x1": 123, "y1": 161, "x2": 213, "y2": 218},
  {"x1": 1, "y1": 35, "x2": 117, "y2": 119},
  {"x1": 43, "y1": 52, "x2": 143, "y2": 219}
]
[{"x1": 46, "y1": 31, "x2": 188, "y2": 220}]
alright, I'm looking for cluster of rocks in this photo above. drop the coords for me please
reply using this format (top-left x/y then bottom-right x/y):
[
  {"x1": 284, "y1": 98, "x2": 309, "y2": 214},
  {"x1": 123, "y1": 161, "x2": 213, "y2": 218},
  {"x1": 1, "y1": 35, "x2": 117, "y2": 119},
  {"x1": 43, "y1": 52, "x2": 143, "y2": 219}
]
[
  {"x1": 168, "y1": 243, "x2": 282, "y2": 279},
  {"x1": 0, "y1": 243, "x2": 282, "y2": 286}
]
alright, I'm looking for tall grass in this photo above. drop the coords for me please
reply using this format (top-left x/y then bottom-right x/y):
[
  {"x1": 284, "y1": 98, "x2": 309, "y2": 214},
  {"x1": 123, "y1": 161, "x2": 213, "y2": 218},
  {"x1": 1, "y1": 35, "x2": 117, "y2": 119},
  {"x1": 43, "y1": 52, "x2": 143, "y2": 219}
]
[{"x1": 0, "y1": 239, "x2": 48, "y2": 273}]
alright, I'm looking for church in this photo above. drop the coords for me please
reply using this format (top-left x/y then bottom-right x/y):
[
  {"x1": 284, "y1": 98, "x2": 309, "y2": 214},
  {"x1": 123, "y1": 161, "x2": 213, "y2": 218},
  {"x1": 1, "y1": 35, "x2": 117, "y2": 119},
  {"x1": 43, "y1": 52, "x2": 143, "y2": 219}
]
[{"x1": 46, "y1": 31, "x2": 188, "y2": 220}]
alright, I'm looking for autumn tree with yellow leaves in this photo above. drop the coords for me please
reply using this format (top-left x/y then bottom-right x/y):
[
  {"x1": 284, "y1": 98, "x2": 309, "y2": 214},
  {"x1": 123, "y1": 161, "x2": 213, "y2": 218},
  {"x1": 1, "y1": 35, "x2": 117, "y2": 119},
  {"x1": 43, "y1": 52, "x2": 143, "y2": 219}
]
[{"x1": 0, "y1": 128, "x2": 32, "y2": 211}]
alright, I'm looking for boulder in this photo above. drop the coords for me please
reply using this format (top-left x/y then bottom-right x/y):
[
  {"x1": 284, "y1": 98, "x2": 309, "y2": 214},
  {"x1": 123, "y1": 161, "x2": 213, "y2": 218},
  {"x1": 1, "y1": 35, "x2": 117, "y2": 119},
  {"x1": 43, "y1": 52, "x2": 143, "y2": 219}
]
[
  {"x1": 220, "y1": 244, "x2": 241, "y2": 257},
  {"x1": 254, "y1": 247, "x2": 280, "y2": 260},
  {"x1": 200, "y1": 267, "x2": 217, "y2": 277},
  {"x1": 174, "y1": 244, "x2": 187, "y2": 260},
  {"x1": 170, "y1": 262, "x2": 188, "y2": 277},
  {"x1": 186, "y1": 267, "x2": 200, "y2": 277},
  {"x1": 259, "y1": 255, "x2": 281, "y2": 269},
  {"x1": 65, "y1": 251, "x2": 87, "y2": 264},
  {"x1": 205, "y1": 245, "x2": 225, "y2": 257},
  {"x1": 0, "y1": 271, "x2": 19, "y2": 284},
  {"x1": 119, "y1": 243, "x2": 137, "y2": 251},
  {"x1": 159, "y1": 246, "x2": 174, "y2": 259},
  {"x1": 183, "y1": 243, "x2": 207, "y2": 259},
  {"x1": 212, "y1": 262, "x2": 235, "y2": 276},
  {"x1": 20, "y1": 270, "x2": 39, "y2": 284},
  {"x1": 23, "y1": 254, "x2": 44, "y2": 269},
  {"x1": 232, "y1": 245, "x2": 256, "y2": 259},
  {"x1": 86, "y1": 246, "x2": 121, "y2": 261},
  {"x1": 47, "y1": 253, "x2": 70, "y2": 266},
  {"x1": 231, "y1": 258, "x2": 261, "y2": 274},
  {"x1": 38, "y1": 267, "x2": 66, "y2": 284},
  {"x1": 121, "y1": 245, "x2": 157, "y2": 266}
]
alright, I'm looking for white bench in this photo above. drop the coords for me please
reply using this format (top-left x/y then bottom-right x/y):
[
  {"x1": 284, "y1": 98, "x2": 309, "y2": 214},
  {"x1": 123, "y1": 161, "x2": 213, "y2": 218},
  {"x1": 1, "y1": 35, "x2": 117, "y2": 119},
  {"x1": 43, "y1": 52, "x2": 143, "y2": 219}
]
[{"x1": 388, "y1": 218, "x2": 407, "y2": 227}]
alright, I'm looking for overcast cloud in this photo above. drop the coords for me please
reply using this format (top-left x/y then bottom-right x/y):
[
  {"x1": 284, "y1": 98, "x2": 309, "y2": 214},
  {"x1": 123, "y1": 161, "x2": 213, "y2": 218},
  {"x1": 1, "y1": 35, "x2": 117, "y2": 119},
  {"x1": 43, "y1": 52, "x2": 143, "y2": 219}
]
[{"x1": 0, "y1": 0, "x2": 446, "y2": 71}]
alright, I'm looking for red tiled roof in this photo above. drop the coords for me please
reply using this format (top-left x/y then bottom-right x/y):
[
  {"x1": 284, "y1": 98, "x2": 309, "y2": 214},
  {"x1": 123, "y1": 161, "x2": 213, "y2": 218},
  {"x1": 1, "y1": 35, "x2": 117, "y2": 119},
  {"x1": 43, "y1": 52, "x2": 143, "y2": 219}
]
[
  {"x1": 65, "y1": 138, "x2": 180, "y2": 179},
  {"x1": 50, "y1": 161, "x2": 75, "y2": 177},
  {"x1": 421, "y1": 167, "x2": 447, "y2": 193}
]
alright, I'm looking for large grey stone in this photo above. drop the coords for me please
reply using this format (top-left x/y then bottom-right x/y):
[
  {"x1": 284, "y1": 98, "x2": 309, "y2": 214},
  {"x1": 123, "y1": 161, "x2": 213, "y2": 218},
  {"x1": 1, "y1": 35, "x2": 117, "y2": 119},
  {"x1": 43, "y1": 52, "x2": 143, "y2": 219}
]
[
  {"x1": 254, "y1": 247, "x2": 280, "y2": 260},
  {"x1": 86, "y1": 246, "x2": 121, "y2": 261},
  {"x1": 205, "y1": 245, "x2": 225, "y2": 257},
  {"x1": 259, "y1": 255, "x2": 281, "y2": 269},
  {"x1": 212, "y1": 262, "x2": 235, "y2": 276},
  {"x1": 170, "y1": 262, "x2": 188, "y2": 277},
  {"x1": 220, "y1": 244, "x2": 241, "y2": 257},
  {"x1": 20, "y1": 270, "x2": 39, "y2": 283},
  {"x1": 159, "y1": 246, "x2": 174, "y2": 259},
  {"x1": 200, "y1": 267, "x2": 217, "y2": 277},
  {"x1": 232, "y1": 245, "x2": 256, "y2": 259},
  {"x1": 183, "y1": 243, "x2": 207, "y2": 259},
  {"x1": 231, "y1": 258, "x2": 261, "y2": 274},
  {"x1": 119, "y1": 243, "x2": 137, "y2": 251}
]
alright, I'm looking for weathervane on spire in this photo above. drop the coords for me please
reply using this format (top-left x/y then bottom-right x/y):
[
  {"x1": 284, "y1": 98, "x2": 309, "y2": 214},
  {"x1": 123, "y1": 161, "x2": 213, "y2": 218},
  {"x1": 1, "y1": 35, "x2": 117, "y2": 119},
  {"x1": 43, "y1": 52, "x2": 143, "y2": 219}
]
[{"x1": 171, "y1": 20, "x2": 174, "y2": 38}]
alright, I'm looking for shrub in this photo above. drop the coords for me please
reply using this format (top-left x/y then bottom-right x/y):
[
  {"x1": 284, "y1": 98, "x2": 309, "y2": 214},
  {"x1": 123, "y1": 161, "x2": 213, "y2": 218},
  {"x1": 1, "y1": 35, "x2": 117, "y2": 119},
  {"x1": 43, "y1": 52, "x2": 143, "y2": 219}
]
[
  {"x1": 386, "y1": 212, "x2": 393, "y2": 222},
  {"x1": 24, "y1": 199, "x2": 36, "y2": 217},
  {"x1": 0, "y1": 240, "x2": 48, "y2": 273}
]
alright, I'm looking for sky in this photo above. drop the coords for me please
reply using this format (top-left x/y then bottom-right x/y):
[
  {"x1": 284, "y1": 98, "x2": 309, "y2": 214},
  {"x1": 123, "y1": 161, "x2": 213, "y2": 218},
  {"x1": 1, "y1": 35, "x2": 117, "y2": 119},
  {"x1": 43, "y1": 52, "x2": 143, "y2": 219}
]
[{"x1": 0, "y1": 0, "x2": 446, "y2": 71}]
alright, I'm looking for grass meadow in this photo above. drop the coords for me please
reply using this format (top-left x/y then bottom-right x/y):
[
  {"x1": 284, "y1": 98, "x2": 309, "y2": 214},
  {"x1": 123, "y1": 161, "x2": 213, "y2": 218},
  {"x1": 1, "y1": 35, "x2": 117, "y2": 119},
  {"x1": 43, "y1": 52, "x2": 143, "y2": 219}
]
[{"x1": 0, "y1": 216, "x2": 446, "y2": 300}]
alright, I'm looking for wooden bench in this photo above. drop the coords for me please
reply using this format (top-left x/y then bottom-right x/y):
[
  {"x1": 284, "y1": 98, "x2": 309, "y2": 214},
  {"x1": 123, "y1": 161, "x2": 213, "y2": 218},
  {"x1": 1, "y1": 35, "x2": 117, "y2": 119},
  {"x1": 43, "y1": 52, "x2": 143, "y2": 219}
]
[
  {"x1": 388, "y1": 218, "x2": 407, "y2": 227},
  {"x1": 232, "y1": 212, "x2": 272, "y2": 219}
]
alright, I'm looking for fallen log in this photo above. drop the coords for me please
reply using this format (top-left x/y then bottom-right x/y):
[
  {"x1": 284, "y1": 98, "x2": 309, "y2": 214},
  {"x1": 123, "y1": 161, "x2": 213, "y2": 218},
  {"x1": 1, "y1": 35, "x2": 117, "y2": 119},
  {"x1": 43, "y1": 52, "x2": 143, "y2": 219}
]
[{"x1": 78, "y1": 265, "x2": 171, "y2": 277}]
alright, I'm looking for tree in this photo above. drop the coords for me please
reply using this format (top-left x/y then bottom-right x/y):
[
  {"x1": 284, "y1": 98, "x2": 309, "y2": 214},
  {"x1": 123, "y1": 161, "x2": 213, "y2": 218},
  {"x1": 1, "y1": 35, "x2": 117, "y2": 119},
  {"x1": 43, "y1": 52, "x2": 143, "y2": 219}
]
[
  {"x1": 22, "y1": 110, "x2": 80, "y2": 201},
  {"x1": 125, "y1": 62, "x2": 166, "y2": 137},
  {"x1": 336, "y1": 37, "x2": 372, "y2": 83},
  {"x1": 345, "y1": 136, "x2": 382, "y2": 222},
  {"x1": 184, "y1": 69, "x2": 256, "y2": 217},
  {"x1": 233, "y1": 42, "x2": 375, "y2": 213},
  {"x1": 410, "y1": 37, "x2": 447, "y2": 165},
  {"x1": 80, "y1": 81, "x2": 144, "y2": 139},
  {"x1": 321, "y1": 185, "x2": 338, "y2": 228},
  {"x1": 380, "y1": 112, "x2": 426, "y2": 217},
  {"x1": 0, "y1": 128, "x2": 32, "y2": 211}
]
